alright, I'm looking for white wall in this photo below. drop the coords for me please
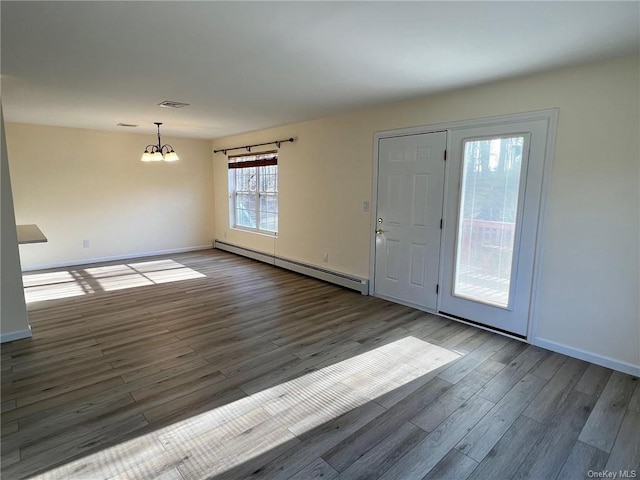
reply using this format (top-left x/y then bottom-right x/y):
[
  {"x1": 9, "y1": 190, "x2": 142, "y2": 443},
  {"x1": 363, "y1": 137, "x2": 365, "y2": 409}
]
[
  {"x1": 212, "y1": 56, "x2": 640, "y2": 374},
  {"x1": 1, "y1": 107, "x2": 31, "y2": 342},
  {"x1": 6, "y1": 124, "x2": 215, "y2": 270}
]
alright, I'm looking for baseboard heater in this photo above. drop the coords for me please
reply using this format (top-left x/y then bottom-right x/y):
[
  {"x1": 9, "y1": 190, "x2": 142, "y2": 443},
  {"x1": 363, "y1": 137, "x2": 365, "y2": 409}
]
[{"x1": 214, "y1": 240, "x2": 369, "y2": 295}]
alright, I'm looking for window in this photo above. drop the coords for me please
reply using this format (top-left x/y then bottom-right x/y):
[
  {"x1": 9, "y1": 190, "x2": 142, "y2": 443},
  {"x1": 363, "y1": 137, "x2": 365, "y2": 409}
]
[
  {"x1": 228, "y1": 151, "x2": 278, "y2": 234},
  {"x1": 454, "y1": 136, "x2": 524, "y2": 307}
]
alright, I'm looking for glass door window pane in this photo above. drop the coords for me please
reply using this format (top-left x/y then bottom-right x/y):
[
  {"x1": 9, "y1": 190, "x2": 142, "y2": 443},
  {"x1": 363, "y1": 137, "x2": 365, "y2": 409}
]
[{"x1": 454, "y1": 136, "x2": 524, "y2": 308}]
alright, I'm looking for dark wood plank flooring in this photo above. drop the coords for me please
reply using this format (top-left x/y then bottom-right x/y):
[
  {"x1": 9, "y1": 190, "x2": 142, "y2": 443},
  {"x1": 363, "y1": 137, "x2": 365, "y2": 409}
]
[{"x1": 1, "y1": 249, "x2": 638, "y2": 479}]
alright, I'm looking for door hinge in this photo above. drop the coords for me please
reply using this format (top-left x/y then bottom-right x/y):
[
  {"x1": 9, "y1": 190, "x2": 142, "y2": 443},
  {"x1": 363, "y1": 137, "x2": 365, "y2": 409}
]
[
  {"x1": 440, "y1": 218, "x2": 443, "y2": 229},
  {"x1": 436, "y1": 284, "x2": 439, "y2": 294},
  {"x1": 444, "y1": 149, "x2": 447, "y2": 161}
]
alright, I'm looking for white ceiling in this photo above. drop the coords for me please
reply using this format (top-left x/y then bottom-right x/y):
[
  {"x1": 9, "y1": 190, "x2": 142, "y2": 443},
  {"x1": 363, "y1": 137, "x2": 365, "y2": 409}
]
[{"x1": 2, "y1": 1, "x2": 639, "y2": 139}]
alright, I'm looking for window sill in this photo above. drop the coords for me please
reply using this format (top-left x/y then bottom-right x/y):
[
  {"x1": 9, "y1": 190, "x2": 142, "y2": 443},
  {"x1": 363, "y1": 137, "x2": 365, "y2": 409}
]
[{"x1": 231, "y1": 227, "x2": 278, "y2": 238}]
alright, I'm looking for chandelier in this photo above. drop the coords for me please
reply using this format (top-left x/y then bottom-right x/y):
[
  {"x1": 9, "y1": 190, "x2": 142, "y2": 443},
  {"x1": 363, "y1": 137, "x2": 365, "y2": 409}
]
[{"x1": 140, "y1": 122, "x2": 179, "y2": 162}]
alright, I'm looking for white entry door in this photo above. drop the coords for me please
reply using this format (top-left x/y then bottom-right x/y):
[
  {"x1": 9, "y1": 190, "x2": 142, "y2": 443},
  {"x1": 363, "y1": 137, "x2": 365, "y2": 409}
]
[
  {"x1": 374, "y1": 132, "x2": 446, "y2": 311},
  {"x1": 439, "y1": 117, "x2": 552, "y2": 336}
]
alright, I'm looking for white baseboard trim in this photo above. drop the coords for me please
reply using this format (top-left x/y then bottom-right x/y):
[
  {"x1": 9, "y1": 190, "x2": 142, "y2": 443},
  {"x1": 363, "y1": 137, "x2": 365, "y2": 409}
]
[
  {"x1": 21, "y1": 245, "x2": 213, "y2": 272},
  {"x1": 214, "y1": 240, "x2": 369, "y2": 295},
  {"x1": 531, "y1": 337, "x2": 640, "y2": 377},
  {"x1": 214, "y1": 241, "x2": 276, "y2": 266},
  {"x1": 1, "y1": 326, "x2": 33, "y2": 344}
]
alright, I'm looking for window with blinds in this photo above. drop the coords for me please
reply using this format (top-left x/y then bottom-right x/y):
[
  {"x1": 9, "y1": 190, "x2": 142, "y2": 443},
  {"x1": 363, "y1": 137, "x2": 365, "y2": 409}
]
[{"x1": 228, "y1": 151, "x2": 278, "y2": 234}]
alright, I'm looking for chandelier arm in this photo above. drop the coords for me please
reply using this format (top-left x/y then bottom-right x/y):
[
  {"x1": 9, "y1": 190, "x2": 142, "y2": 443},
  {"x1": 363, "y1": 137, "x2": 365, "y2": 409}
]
[{"x1": 144, "y1": 144, "x2": 160, "y2": 153}]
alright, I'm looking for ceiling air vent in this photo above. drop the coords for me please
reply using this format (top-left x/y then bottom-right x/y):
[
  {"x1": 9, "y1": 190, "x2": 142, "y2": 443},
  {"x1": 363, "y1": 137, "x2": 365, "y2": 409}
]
[
  {"x1": 158, "y1": 100, "x2": 190, "y2": 109},
  {"x1": 117, "y1": 123, "x2": 138, "y2": 127}
]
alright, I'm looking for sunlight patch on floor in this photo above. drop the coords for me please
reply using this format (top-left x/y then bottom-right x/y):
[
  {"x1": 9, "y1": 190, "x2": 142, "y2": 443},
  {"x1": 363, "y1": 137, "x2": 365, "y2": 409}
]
[
  {"x1": 23, "y1": 260, "x2": 206, "y2": 302},
  {"x1": 22, "y1": 270, "x2": 95, "y2": 302},
  {"x1": 34, "y1": 336, "x2": 460, "y2": 480}
]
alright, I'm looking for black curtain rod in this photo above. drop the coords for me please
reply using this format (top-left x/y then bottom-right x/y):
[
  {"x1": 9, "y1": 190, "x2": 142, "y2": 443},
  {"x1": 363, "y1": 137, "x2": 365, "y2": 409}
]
[{"x1": 213, "y1": 137, "x2": 294, "y2": 155}]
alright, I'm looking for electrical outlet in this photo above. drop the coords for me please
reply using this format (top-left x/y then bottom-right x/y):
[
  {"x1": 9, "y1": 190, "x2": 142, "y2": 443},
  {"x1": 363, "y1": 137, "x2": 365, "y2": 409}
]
[
  {"x1": 82, "y1": 239, "x2": 90, "y2": 248},
  {"x1": 363, "y1": 200, "x2": 370, "y2": 212},
  {"x1": 322, "y1": 252, "x2": 329, "y2": 262}
]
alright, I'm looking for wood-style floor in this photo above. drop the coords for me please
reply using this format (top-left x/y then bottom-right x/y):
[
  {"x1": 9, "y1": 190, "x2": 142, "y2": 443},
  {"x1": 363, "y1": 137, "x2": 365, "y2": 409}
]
[{"x1": 1, "y1": 249, "x2": 638, "y2": 480}]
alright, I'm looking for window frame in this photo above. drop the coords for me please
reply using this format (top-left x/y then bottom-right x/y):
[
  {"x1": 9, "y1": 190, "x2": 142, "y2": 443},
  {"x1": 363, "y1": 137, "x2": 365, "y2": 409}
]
[{"x1": 228, "y1": 151, "x2": 278, "y2": 235}]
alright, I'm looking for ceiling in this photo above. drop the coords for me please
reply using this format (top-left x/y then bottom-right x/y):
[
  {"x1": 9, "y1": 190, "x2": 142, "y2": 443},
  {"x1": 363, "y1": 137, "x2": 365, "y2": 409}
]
[{"x1": 2, "y1": 1, "x2": 639, "y2": 139}]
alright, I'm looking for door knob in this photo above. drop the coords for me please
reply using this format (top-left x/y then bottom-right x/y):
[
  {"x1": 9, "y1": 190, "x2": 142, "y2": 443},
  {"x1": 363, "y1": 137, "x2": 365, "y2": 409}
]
[{"x1": 376, "y1": 229, "x2": 385, "y2": 235}]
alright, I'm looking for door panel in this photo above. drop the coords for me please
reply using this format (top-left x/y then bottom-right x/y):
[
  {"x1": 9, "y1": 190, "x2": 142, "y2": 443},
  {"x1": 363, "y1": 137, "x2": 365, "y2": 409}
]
[
  {"x1": 440, "y1": 119, "x2": 550, "y2": 336},
  {"x1": 374, "y1": 132, "x2": 446, "y2": 311},
  {"x1": 409, "y1": 243, "x2": 427, "y2": 286},
  {"x1": 385, "y1": 239, "x2": 400, "y2": 281},
  {"x1": 387, "y1": 174, "x2": 403, "y2": 225},
  {"x1": 411, "y1": 174, "x2": 430, "y2": 227}
]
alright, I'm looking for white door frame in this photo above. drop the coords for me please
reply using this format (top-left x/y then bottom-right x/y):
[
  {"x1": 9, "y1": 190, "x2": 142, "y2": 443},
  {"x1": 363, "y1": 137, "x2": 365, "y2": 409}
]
[{"x1": 370, "y1": 109, "x2": 559, "y2": 340}]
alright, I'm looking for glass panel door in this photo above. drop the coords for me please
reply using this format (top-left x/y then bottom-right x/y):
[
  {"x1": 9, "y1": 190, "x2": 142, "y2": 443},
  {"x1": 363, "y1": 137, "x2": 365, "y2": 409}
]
[
  {"x1": 454, "y1": 136, "x2": 525, "y2": 309},
  {"x1": 439, "y1": 114, "x2": 554, "y2": 337}
]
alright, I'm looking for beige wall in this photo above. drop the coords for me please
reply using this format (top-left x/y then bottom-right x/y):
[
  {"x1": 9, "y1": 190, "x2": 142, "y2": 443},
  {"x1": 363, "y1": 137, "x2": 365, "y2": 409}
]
[
  {"x1": 6, "y1": 124, "x2": 214, "y2": 270},
  {"x1": 212, "y1": 56, "x2": 640, "y2": 373},
  {"x1": 1, "y1": 107, "x2": 31, "y2": 342}
]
